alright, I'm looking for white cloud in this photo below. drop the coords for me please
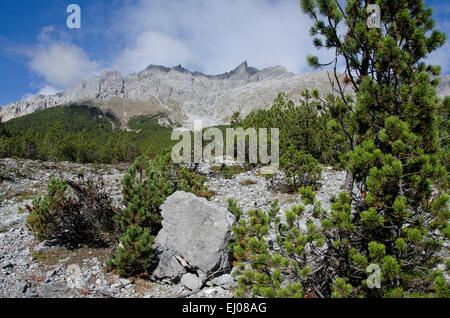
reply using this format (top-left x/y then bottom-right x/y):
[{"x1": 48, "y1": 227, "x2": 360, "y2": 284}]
[
  {"x1": 20, "y1": 84, "x2": 60, "y2": 101},
  {"x1": 114, "y1": 31, "x2": 191, "y2": 75},
  {"x1": 4, "y1": 26, "x2": 103, "y2": 94},
  {"x1": 21, "y1": 93, "x2": 34, "y2": 100},
  {"x1": 28, "y1": 42, "x2": 100, "y2": 89},
  {"x1": 111, "y1": 0, "x2": 333, "y2": 75},
  {"x1": 426, "y1": 21, "x2": 450, "y2": 74},
  {"x1": 427, "y1": 42, "x2": 450, "y2": 74},
  {"x1": 37, "y1": 85, "x2": 60, "y2": 96}
]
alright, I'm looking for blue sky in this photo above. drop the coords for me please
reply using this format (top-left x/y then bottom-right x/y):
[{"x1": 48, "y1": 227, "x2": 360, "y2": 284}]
[{"x1": 0, "y1": 0, "x2": 449, "y2": 107}]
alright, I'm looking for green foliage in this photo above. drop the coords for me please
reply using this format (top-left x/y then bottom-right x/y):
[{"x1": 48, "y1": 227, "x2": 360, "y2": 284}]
[
  {"x1": 434, "y1": 274, "x2": 449, "y2": 298},
  {"x1": 0, "y1": 105, "x2": 175, "y2": 163},
  {"x1": 230, "y1": 112, "x2": 242, "y2": 128},
  {"x1": 0, "y1": 117, "x2": 9, "y2": 138},
  {"x1": 231, "y1": 200, "x2": 321, "y2": 298},
  {"x1": 331, "y1": 278, "x2": 353, "y2": 298},
  {"x1": 437, "y1": 97, "x2": 450, "y2": 190},
  {"x1": 26, "y1": 178, "x2": 68, "y2": 241},
  {"x1": 228, "y1": 198, "x2": 243, "y2": 220},
  {"x1": 211, "y1": 164, "x2": 248, "y2": 179},
  {"x1": 126, "y1": 114, "x2": 177, "y2": 158},
  {"x1": 280, "y1": 146, "x2": 322, "y2": 190},
  {"x1": 297, "y1": 0, "x2": 449, "y2": 298},
  {"x1": 4, "y1": 104, "x2": 118, "y2": 134},
  {"x1": 109, "y1": 151, "x2": 213, "y2": 277},
  {"x1": 231, "y1": 189, "x2": 448, "y2": 298},
  {"x1": 26, "y1": 176, "x2": 119, "y2": 247},
  {"x1": 106, "y1": 225, "x2": 155, "y2": 277},
  {"x1": 236, "y1": 91, "x2": 350, "y2": 167},
  {"x1": 117, "y1": 151, "x2": 212, "y2": 234},
  {"x1": 232, "y1": 0, "x2": 449, "y2": 298}
]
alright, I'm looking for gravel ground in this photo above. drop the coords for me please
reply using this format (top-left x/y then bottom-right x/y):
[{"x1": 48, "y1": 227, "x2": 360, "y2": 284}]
[{"x1": 2, "y1": 158, "x2": 445, "y2": 298}]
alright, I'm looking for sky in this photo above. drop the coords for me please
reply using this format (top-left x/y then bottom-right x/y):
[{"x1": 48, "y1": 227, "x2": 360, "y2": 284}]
[{"x1": 0, "y1": 0, "x2": 449, "y2": 107}]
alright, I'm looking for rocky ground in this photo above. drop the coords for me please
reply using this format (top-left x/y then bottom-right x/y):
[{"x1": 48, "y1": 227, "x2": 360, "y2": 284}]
[{"x1": 0, "y1": 158, "x2": 415, "y2": 298}]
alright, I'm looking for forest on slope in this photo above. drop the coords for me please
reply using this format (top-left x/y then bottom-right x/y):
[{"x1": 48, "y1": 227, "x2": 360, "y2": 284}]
[{"x1": 0, "y1": 104, "x2": 175, "y2": 163}]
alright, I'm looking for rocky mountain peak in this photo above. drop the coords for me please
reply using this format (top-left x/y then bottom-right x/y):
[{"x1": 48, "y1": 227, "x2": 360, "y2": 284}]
[
  {"x1": 231, "y1": 61, "x2": 249, "y2": 73},
  {"x1": 1, "y1": 63, "x2": 448, "y2": 126},
  {"x1": 144, "y1": 64, "x2": 171, "y2": 73},
  {"x1": 217, "y1": 61, "x2": 258, "y2": 80},
  {"x1": 171, "y1": 64, "x2": 190, "y2": 74}
]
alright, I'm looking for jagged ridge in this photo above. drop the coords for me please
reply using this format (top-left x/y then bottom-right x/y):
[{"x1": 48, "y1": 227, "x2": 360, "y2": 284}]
[{"x1": 1, "y1": 62, "x2": 449, "y2": 128}]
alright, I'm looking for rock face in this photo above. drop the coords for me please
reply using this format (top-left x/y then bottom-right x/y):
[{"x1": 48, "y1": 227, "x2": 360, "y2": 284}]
[
  {"x1": 152, "y1": 191, "x2": 235, "y2": 283},
  {"x1": 0, "y1": 62, "x2": 339, "y2": 128},
  {"x1": 1, "y1": 62, "x2": 449, "y2": 127}
]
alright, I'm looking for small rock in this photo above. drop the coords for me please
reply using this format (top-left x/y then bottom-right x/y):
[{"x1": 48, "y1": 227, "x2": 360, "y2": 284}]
[
  {"x1": 181, "y1": 273, "x2": 203, "y2": 291},
  {"x1": 207, "y1": 274, "x2": 238, "y2": 289},
  {"x1": 109, "y1": 287, "x2": 120, "y2": 294},
  {"x1": 16, "y1": 281, "x2": 28, "y2": 293},
  {"x1": 66, "y1": 264, "x2": 84, "y2": 289},
  {"x1": 1, "y1": 262, "x2": 13, "y2": 269},
  {"x1": 200, "y1": 287, "x2": 219, "y2": 297},
  {"x1": 119, "y1": 278, "x2": 131, "y2": 286},
  {"x1": 111, "y1": 282, "x2": 122, "y2": 289},
  {"x1": 45, "y1": 270, "x2": 56, "y2": 282},
  {"x1": 33, "y1": 241, "x2": 50, "y2": 255},
  {"x1": 24, "y1": 289, "x2": 37, "y2": 298}
]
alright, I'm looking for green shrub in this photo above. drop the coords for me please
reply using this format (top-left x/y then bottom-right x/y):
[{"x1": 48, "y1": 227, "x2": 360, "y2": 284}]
[
  {"x1": 231, "y1": 199, "x2": 315, "y2": 298},
  {"x1": 26, "y1": 176, "x2": 119, "y2": 247},
  {"x1": 280, "y1": 146, "x2": 322, "y2": 190},
  {"x1": 106, "y1": 225, "x2": 155, "y2": 277},
  {"x1": 235, "y1": 91, "x2": 350, "y2": 167},
  {"x1": 231, "y1": 181, "x2": 448, "y2": 298},
  {"x1": 109, "y1": 150, "x2": 213, "y2": 277},
  {"x1": 116, "y1": 151, "x2": 213, "y2": 235},
  {"x1": 211, "y1": 164, "x2": 247, "y2": 179}
]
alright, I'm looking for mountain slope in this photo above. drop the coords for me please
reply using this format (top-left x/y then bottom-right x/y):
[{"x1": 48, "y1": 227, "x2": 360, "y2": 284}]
[
  {"x1": 2, "y1": 62, "x2": 449, "y2": 128},
  {"x1": 0, "y1": 62, "x2": 335, "y2": 127},
  {"x1": 0, "y1": 104, "x2": 176, "y2": 163},
  {"x1": 3, "y1": 104, "x2": 120, "y2": 134}
]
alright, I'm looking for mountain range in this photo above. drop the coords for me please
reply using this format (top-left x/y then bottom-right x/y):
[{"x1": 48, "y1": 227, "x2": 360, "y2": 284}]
[{"x1": 1, "y1": 61, "x2": 449, "y2": 128}]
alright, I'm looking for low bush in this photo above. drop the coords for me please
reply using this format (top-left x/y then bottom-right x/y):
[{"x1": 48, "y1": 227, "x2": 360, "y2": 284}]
[
  {"x1": 109, "y1": 150, "x2": 214, "y2": 276},
  {"x1": 230, "y1": 188, "x2": 449, "y2": 298},
  {"x1": 234, "y1": 91, "x2": 351, "y2": 167},
  {"x1": 116, "y1": 151, "x2": 213, "y2": 234},
  {"x1": 280, "y1": 146, "x2": 322, "y2": 191},
  {"x1": 106, "y1": 225, "x2": 155, "y2": 277},
  {"x1": 26, "y1": 176, "x2": 119, "y2": 247},
  {"x1": 211, "y1": 164, "x2": 248, "y2": 179}
]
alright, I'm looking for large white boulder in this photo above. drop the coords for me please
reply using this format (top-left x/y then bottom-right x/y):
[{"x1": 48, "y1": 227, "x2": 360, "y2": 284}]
[{"x1": 152, "y1": 191, "x2": 235, "y2": 282}]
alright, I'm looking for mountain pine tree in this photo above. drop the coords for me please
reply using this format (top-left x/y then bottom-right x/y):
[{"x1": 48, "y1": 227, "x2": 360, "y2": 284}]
[
  {"x1": 232, "y1": 0, "x2": 449, "y2": 298},
  {"x1": 109, "y1": 150, "x2": 213, "y2": 277},
  {"x1": 299, "y1": 0, "x2": 449, "y2": 297},
  {"x1": 107, "y1": 225, "x2": 155, "y2": 277}
]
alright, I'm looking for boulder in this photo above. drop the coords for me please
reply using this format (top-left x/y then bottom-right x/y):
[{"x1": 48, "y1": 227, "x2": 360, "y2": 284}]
[
  {"x1": 206, "y1": 274, "x2": 238, "y2": 290},
  {"x1": 152, "y1": 191, "x2": 235, "y2": 282},
  {"x1": 181, "y1": 273, "x2": 203, "y2": 291},
  {"x1": 36, "y1": 282, "x2": 69, "y2": 298}
]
